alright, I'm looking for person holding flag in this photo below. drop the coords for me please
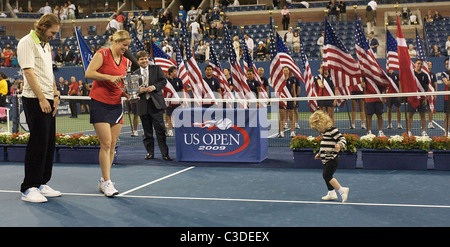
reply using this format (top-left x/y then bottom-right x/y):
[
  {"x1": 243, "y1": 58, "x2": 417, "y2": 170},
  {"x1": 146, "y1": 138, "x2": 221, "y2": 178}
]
[
  {"x1": 165, "y1": 66, "x2": 184, "y2": 137},
  {"x1": 203, "y1": 65, "x2": 222, "y2": 108},
  {"x1": 315, "y1": 63, "x2": 336, "y2": 126},
  {"x1": 396, "y1": 15, "x2": 422, "y2": 129},
  {"x1": 407, "y1": 59, "x2": 430, "y2": 137},
  {"x1": 415, "y1": 28, "x2": 436, "y2": 130},
  {"x1": 282, "y1": 66, "x2": 298, "y2": 138},
  {"x1": 442, "y1": 58, "x2": 450, "y2": 136},
  {"x1": 386, "y1": 66, "x2": 403, "y2": 130},
  {"x1": 426, "y1": 61, "x2": 437, "y2": 129}
]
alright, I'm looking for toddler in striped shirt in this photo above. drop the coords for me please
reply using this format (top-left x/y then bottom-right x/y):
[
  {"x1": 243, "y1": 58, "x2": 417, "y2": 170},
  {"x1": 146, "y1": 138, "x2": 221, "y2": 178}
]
[{"x1": 309, "y1": 110, "x2": 349, "y2": 203}]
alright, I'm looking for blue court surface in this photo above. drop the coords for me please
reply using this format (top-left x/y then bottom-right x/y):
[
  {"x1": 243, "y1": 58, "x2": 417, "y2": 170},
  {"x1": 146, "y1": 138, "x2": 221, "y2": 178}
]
[{"x1": 1, "y1": 146, "x2": 450, "y2": 229}]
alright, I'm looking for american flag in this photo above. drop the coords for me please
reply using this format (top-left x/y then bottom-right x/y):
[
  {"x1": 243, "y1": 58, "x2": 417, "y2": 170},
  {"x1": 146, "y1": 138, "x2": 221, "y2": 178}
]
[
  {"x1": 180, "y1": 21, "x2": 216, "y2": 104},
  {"x1": 323, "y1": 17, "x2": 361, "y2": 107},
  {"x1": 396, "y1": 16, "x2": 421, "y2": 108},
  {"x1": 386, "y1": 30, "x2": 399, "y2": 71},
  {"x1": 275, "y1": 32, "x2": 304, "y2": 82},
  {"x1": 354, "y1": 17, "x2": 398, "y2": 98},
  {"x1": 151, "y1": 41, "x2": 176, "y2": 73},
  {"x1": 323, "y1": 17, "x2": 361, "y2": 89},
  {"x1": 174, "y1": 41, "x2": 195, "y2": 107},
  {"x1": 298, "y1": 29, "x2": 318, "y2": 112},
  {"x1": 268, "y1": 16, "x2": 292, "y2": 108},
  {"x1": 209, "y1": 45, "x2": 235, "y2": 108},
  {"x1": 132, "y1": 29, "x2": 147, "y2": 55},
  {"x1": 145, "y1": 40, "x2": 179, "y2": 104},
  {"x1": 416, "y1": 28, "x2": 435, "y2": 113},
  {"x1": 241, "y1": 37, "x2": 268, "y2": 107},
  {"x1": 223, "y1": 25, "x2": 255, "y2": 107}
]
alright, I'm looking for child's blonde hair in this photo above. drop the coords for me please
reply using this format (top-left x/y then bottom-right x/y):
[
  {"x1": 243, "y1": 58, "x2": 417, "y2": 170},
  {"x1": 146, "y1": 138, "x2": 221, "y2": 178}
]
[{"x1": 309, "y1": 110, "x2": 332, "y2": 132}]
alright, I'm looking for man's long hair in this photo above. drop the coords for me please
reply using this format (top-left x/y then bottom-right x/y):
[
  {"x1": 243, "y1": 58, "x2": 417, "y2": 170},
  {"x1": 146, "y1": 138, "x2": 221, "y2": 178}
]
[{"x1": 34, "y1": 13, "x2": 60, "y2": 42}]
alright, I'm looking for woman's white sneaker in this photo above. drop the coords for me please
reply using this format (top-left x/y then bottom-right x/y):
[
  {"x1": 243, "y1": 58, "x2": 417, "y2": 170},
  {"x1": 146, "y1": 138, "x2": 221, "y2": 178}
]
[
  {"x1": 21, "y1": 187, "x2": 48, "y2": 203},
  {"x1": 321, "y1": 190, "x2": 338, "y2": 201},
  {"x1": 39, "y1": 185, "x2": 61, "y2": 197},
  {"x1": 98, "y1": 178, "x2": 119, "y2": 197}
]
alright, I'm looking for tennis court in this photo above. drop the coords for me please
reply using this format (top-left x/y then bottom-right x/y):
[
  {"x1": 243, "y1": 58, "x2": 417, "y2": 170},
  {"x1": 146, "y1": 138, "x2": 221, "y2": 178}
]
[{"x1": 1, "y1": 93, "x2": 450, "y2": 230}]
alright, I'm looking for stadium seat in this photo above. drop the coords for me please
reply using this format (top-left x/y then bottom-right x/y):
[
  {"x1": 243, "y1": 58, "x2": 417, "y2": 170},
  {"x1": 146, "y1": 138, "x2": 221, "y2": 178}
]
[{"x1": 88, "y1": 26, "x2": 97, "y2": 36}]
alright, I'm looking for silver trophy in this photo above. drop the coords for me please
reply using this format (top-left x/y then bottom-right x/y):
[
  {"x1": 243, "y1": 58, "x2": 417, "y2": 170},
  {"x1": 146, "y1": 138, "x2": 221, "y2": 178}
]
[{"x1": 123, "y1": 74, "x2": 144, "y2": 100}]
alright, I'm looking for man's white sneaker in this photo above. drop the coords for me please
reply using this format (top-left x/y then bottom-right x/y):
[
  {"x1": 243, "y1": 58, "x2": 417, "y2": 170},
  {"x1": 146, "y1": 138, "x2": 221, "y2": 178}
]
[
  {"x1": 98, "y1": 179, "x2": 119, "y2": 197},
  {"x1": 39, "y1": 185, "x2": 61, "y2": 197},
  {"x1": 321, "y1": 190, "x2": 338, "y2": 201},
  {"x1": 340, "y1": 187, "x2": 349, "y2": 203},
  {"x1": 428, "y1": 122, "x2": 435, "y2": 129},
  {"x1": 21, "y1": 187, "x2": 47, "y2": 203}
]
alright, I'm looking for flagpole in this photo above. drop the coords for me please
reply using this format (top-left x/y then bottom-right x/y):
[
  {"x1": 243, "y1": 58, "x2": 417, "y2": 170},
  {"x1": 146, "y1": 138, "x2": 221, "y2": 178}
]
[{"x1": 72, "y1": 20, "x2": 90, "y2": 87}]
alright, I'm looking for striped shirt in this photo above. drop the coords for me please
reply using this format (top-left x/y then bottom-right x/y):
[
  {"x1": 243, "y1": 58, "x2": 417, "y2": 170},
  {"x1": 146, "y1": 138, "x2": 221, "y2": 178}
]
[
  {"x1": 17, "y1": 30, "x2": 54, "y2": 100},
  {"x1": 319, "y1": 127, "x2": 346, "y2": 164}
]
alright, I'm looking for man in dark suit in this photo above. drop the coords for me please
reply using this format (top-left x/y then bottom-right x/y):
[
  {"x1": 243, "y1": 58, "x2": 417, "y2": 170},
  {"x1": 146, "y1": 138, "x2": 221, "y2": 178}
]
[
  {"x1": 62, "y1": 45, "x2": 75, "y2": 65},
  {"x1": 134, "y1": 51, "x2": 172, "y2": 161}
]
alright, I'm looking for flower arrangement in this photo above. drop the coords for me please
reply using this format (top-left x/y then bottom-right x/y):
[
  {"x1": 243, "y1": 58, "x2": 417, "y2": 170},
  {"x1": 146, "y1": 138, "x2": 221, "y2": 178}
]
[
  {"x1": 430, "y1": 136, "x2": 450, "y2": 150},
  {"x1": 55, "y1": 133, "x2": 100, "y2": 147},
  {"x1": 0, "y1": 132, "x2": 100, "y2": 148},
  {"x1": 342, "y1": 134, "x2": 359, "y2": 153},
  {"x1": 289, "y1": 135, "x2": 319, "y2": 150},
  {"x1": 388, "y1": 134, "x2": 431, "y2": 151},
  {"x1": 291, "y1": 133, "x2": 447, "y2": 152},
  {"x1": 0, "y1": 132, "x2": 29, "y2": 145}
]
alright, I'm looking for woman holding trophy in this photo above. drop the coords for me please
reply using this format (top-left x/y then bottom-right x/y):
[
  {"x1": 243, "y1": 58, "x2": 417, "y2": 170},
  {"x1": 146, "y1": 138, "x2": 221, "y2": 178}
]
[{"x1": 85, "y1": 30, "x2": 132, "y2": 197}]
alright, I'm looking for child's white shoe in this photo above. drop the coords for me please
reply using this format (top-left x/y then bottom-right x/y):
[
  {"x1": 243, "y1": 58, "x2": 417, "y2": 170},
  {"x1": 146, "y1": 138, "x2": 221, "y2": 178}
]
[
  {"x1": 339, "y1": 187, "x2": 349, "y2": 203},
  {"x1": 321, "y1": 190, "x2": 338, "y2": 201}
]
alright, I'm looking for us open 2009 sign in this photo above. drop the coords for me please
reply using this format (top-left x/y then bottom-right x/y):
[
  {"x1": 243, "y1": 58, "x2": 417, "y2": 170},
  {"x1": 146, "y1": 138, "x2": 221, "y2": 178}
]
[{"x1": 174, "y1": 108, "x2": 268, "y2": 163}]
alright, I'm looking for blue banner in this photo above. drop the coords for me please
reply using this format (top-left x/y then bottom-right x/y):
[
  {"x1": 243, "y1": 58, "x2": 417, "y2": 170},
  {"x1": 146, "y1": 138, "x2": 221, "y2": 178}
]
[
  {"x1": 174, "y1": 108, "x2": 268, "y2": 163},
  {"x1": 75, "y1": 26, "x2": 93, "y2": 71}
]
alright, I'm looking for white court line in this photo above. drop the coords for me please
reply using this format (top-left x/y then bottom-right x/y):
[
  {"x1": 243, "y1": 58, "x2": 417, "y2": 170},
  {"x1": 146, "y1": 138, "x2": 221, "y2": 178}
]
[
  {"x1": 116, "y1": 194, "x2": 450, "y2": 209},
  {"x1": 118, "y1": 166, "x2": 195, "y2": 196},
  {"x1": 1, "y1": 189, "x2": 449, "y2": 209},
  {"x1": 432, "y1": 120, "x2": 446, "y2": 133}
]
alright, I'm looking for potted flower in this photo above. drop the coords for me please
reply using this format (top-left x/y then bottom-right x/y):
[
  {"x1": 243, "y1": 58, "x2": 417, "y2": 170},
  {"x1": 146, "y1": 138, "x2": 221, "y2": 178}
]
[
  {"x1": 360, "y1": 133, "x2": 429, "y2": 170},
  {"x1": 0, "y1": 132, "x2": 106, "y2": 164},
  {"x1": 56, "y1": 133, "x2": 106, "y2": 164},
  {"x1": 290, "y1": 134, "x2": 359, "y2": 169},
  {"x1": 430, "y1": 136, "x2": 450, "y2": 170},
  {"x1": 0, "y1": 132, "x2": 11, "y2": 161},
  {"x1": 290, "y1": 135, "x2": 321, "y2": 168},
  {"x1": 339, "y1": 134, "x2": 359, "y2": 169},
  {"x1": 3, "y1": 133, "x2": 30, "y2": 162}
]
